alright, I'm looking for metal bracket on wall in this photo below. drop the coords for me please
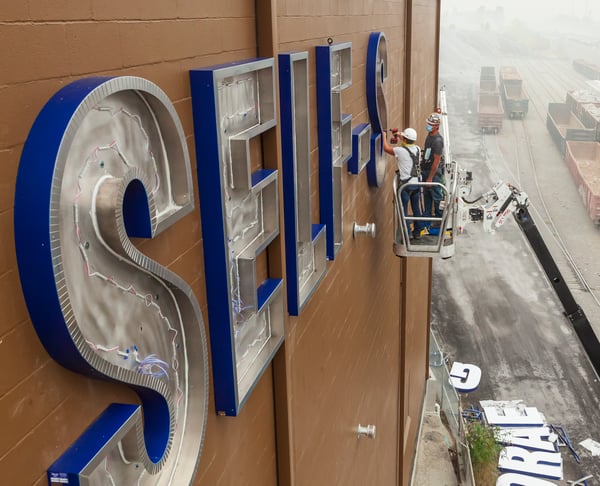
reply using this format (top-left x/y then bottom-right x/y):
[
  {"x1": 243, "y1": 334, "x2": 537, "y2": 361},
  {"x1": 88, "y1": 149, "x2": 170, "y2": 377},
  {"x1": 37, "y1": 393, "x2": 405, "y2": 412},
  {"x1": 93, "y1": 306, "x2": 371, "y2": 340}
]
[
  {"x1": 353, "y1": 222, "x2": 376, "y2": 239},
  {"x1": 357, "y1": 424, "x2": 376, "y2": 439}
]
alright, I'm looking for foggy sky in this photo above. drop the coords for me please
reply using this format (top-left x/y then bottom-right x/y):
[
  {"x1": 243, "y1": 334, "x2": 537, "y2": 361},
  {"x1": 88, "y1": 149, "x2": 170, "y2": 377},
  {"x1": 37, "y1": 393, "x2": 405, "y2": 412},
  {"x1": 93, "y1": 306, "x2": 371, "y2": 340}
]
[{"x1": 445, "y1": 0, "x2": 598, "y2": 21}]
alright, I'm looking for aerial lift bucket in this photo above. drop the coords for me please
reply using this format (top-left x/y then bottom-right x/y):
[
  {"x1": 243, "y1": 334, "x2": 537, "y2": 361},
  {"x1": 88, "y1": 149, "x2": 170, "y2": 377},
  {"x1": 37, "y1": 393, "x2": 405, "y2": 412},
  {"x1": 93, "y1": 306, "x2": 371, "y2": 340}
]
[
  {"x1": 392, "y1": 177, "x2": 455, "y2": 258},
  {"x1": 392, "y1": 85, "x2": 458, "y2": 258}
]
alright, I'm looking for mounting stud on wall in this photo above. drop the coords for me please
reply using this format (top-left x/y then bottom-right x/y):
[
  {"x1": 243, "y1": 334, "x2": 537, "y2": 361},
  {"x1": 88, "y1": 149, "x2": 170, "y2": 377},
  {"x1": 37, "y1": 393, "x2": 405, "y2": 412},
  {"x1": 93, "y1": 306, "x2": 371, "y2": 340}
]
[
  {"x1": 353, "y1": 222, "x2": 376, "y2": 239},
  {"x1": 357, "y1": 424, "x2": 376, "y2": 439}
]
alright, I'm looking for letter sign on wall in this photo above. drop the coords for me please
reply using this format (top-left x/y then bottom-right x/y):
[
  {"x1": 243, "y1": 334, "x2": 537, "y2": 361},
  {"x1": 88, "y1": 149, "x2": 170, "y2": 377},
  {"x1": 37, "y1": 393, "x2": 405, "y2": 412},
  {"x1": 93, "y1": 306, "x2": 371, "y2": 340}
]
[
  {"x1": 14, "y1": 76, "x2": 209, "y2": 485},
  {"x1": 190, "y1": 59, "x2": 285, "y2": 416},
  {"x1": 348, "y1": 123, "x2": 372, "y2": 175},
  {"x1": 279, "y1": 51, "x2": 327, "y2": 315},
  {"x1": 366, "y1": 32, "x2": 388, "y2": 187},
  {"x1": 316, "y1": 42, "x2": 353, "y2": 260}
]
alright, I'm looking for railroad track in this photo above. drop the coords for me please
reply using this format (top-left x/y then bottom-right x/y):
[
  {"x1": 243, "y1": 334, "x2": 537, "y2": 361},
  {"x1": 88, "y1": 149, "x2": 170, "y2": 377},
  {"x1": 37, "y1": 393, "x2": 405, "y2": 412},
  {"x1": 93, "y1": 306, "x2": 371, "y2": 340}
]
[{"x1": 482, "y1": 59, "x2": 600, "y2": 306}]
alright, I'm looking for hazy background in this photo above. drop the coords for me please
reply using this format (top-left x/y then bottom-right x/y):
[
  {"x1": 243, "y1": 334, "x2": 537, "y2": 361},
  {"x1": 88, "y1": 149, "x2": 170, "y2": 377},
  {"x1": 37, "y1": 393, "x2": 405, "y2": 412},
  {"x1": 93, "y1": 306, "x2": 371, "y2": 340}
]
[
  {"x1": 444, "y1": 0, "x2": 598, "y2": 21},
  {"x1": 435, "y1": 3, "x2": 600, "y2": 479},
  {"x1": 443, "y1": 0, "x2": 600, "y2": 38},
  {"x1": 441, "y1": 0, "x2": 600, "y2": 61}
]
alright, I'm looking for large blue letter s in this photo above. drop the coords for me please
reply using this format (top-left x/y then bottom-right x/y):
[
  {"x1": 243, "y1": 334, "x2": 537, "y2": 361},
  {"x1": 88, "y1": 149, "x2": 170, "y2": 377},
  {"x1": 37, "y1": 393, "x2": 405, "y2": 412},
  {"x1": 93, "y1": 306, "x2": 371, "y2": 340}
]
[
  {"x1": 14, "y1": 77, "x2": 208, "y2": 485},
  {"x1": 366, "y1": 32, "x2": 388, "y2": 187}
]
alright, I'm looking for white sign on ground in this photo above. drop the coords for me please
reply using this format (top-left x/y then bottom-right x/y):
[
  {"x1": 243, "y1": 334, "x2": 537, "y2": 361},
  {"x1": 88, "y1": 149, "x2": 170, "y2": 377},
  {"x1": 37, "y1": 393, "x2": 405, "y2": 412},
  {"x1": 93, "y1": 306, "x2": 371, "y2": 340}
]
[
  {"x1": 449, "y1": 361, "x2": 482, "y2": 392},
  {"x1": 496, "y1": 427, "x2": 557, "y2": 452},
  {"x1": 496, "y1": 472, "x2": 557, "y2": 485},
  {"x1": 579, "y1": 438, "x2": 600, "y2": 456},
  {"x1": 480, "y1": 400, "x2": 563, "y2": 483},
  {"x1": 481, "y1": 400, "x2": 545, "y2": 427}
]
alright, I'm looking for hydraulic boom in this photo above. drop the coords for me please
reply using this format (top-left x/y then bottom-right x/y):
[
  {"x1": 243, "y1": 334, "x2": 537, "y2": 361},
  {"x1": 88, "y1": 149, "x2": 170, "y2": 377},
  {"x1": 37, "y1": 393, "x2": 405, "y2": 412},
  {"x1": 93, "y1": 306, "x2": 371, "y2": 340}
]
[{"x1": 459, "y1": 178, "x2": 600, "y2": 376}]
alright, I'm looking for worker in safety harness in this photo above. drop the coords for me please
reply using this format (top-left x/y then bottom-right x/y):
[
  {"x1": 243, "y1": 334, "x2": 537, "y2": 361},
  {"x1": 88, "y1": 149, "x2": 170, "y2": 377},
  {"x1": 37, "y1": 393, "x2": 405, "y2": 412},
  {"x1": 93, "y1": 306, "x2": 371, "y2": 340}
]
[
  {"x1": 382, "y1": 127, "x2": 425, "y2": 240},
  {"x1": 421, "y1": 112, "x2": 444, "y2": 233}
]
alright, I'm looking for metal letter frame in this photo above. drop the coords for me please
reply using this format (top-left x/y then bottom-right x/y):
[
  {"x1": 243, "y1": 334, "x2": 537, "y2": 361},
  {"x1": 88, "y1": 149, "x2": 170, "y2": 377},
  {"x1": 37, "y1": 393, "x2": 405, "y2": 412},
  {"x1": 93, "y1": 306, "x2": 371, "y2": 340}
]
[{"x1": 190, "y1": 59, "x2": 285, "y2": 416}]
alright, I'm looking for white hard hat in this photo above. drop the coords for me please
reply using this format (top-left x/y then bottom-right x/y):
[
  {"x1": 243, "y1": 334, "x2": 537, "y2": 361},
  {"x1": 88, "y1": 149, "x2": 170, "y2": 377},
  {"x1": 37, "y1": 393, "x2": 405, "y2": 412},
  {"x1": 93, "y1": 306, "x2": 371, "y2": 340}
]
[{"x1": 401, "y1": 127, "x2": 417, "y2": 142}]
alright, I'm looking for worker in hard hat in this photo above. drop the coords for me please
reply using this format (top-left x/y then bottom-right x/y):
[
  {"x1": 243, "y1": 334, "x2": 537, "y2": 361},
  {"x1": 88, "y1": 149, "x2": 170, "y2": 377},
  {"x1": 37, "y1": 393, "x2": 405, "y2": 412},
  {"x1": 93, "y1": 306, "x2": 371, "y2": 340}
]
[
  {"x1": 421, "y1": 113, "x2": 445, "y2": 233},
  {"x1": 383, "y1": 127, "x2": 425, "y2": 240}
]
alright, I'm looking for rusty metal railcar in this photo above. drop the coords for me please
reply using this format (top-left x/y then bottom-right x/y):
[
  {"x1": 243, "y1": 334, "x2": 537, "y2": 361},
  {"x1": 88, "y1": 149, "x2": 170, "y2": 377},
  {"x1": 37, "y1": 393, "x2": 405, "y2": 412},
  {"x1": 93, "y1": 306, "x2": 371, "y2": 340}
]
[
  {"x1": 478, "y1": 92, "x2": 503, "y2": 133},
  {"x1": 546, "y1": 102, "x2": 596, "y2": 156},
  {"x1": 546, "y1": 95, "x2": 600, "y2": 225},
  {"x1": 499, "y1": 66, "x2": 529, "y2": 119},
  {"x1": 565, "y1": 141, "x2": 600, "y2": 225},
  {"x1": 573, "y1": 59, "x2": 600, "y2": 80},
  {"x1": 480, "y1": 65, "x2": 498, "y2": 93}
]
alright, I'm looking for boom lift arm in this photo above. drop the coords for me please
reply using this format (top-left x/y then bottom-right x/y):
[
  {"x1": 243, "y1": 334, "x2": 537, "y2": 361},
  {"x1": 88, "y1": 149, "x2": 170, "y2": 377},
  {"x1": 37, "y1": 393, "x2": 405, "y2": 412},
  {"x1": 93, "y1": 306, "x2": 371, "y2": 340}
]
[
  {"x1": 402, "y1": 86, "x2": 600, "y2": 376},
  {"x1": 459, "y1": 177, "x2": 600, "y2": 376},
  {"x1": 458, "y1": 179, "x2": 529, "y2": 234}
]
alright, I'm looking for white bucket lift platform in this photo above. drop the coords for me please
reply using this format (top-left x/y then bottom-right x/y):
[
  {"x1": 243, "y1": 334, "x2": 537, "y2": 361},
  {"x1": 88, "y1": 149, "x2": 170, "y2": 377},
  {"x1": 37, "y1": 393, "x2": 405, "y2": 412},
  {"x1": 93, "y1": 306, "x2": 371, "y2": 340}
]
[{"x1": 392, "y1": 176, "x2": 455, "y2": 258}]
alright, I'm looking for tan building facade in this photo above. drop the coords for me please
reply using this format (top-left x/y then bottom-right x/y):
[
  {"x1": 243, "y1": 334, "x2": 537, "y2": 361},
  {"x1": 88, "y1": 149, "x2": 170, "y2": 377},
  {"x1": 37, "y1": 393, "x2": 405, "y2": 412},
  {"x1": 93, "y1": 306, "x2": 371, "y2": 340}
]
[{"x1": 0, "y1": 1, "x2": 441, "y2": 485}]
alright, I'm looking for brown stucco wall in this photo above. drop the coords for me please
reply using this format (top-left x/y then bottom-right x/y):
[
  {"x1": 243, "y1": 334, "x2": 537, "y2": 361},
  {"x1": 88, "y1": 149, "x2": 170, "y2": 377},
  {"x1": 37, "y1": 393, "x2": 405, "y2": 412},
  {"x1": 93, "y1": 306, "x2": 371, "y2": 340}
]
[
  {"x1": 0, "y1": 0, "x2": 440, "y2": 484},
  {"x1": 406, "y1": 0, "x2": 442, "y2": 131}
]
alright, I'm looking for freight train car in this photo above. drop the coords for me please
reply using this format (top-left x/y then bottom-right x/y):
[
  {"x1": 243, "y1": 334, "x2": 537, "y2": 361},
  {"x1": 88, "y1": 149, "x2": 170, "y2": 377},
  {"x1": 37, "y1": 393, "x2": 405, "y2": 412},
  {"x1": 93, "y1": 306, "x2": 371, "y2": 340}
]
[
  {"x1": 573, "y1": 59, "x2": 600, "y2": 80},
  {"x1": 546, "y1": 102, "x2": 596, "y2": 156},
  {"x1": 480, "y1": 66, "x2": 498, "y2": 92},
  {"x1": 499, "y1": 66, "x2": 529, "y2": 119},
  {"x1": 566, "y1": 89, "x2": 600, "y2": 121},
  {"x1": 579, "y1": 103, "x2": 600, "y2": 141},
  {"x1": 565, "y1": 141, "x2": 600, "y2": 225},
  {"x1": 546, "y1": 95, "x2": 600, "y2": 225},
  {"x1": 478, "y1": 92, "x2": 503, "y2": 133}
]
